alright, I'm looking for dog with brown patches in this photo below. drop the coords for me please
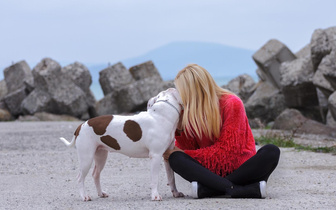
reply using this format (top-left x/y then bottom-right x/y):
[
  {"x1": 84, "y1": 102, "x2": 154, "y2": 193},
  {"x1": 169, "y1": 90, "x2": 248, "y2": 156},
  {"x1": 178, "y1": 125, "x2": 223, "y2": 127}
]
[{"x1": 60, "y1": 88, "x2": 184, "y2": 201}]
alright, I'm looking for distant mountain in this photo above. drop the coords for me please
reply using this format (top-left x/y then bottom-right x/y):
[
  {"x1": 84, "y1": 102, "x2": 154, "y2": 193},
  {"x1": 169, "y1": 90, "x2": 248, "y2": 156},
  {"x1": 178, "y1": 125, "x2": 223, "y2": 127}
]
[
  {"x1": 87, "y1": 41, "x2": 258, "y2": 81},
  {"x1": 122, "y1": 41, "x2": 258, "y2": 80}
]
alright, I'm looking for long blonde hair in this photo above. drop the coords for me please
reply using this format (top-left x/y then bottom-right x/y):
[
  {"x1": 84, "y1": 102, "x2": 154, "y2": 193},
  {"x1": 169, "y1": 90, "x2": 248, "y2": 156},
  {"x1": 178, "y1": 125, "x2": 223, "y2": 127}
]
[{"x1": 174, "y1": 64, "x2": 233, "y2": 140}]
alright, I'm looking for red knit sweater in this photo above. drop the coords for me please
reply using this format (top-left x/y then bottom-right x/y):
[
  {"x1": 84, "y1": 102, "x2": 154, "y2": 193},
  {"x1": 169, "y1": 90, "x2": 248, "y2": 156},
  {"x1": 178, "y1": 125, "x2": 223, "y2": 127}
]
[{"x1": 175, "y1": 94, "x2": 256, "y2": 177}]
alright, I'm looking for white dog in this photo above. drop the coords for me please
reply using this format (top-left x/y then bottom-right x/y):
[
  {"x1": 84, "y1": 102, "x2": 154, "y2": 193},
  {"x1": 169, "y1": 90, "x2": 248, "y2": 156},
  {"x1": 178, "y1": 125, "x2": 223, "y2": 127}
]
[{"x1": 60, "y1": 88, "x2": 184, "y2": 201}]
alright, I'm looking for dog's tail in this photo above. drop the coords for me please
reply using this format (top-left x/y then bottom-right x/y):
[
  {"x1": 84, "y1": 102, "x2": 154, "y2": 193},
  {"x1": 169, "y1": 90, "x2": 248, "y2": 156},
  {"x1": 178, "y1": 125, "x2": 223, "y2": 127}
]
[{"x1": 59, "y1": 137, "x2": 76, "y2": 148}]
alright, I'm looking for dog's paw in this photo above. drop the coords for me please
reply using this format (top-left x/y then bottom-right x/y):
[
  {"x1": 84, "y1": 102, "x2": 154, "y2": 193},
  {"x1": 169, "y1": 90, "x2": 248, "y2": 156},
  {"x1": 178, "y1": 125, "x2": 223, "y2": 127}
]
[
  {"x1": 172, "y1": 190, "x2": 184, "y2": 198},
  {"x1": 83, "y1": 196, "x2": 92, "y2": 202},
  {"x1": 151, "y1": 193, "x2": 162, "y2": 201},
  {"x1": 99, "y1": 192, "x2": 109, "y2": 198}
]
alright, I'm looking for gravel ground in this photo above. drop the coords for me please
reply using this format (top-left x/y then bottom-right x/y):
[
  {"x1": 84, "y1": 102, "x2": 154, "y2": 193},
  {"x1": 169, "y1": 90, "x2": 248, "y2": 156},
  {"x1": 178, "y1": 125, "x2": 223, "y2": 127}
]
[{"x1": 0, "y1": 121, "x2": 335, "y2": 210}]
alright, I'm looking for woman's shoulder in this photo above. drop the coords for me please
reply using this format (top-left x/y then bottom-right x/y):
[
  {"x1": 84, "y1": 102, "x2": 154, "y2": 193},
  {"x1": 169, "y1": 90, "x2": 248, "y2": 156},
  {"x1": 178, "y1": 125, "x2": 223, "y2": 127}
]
[{"x1": 219, "y1": 94, "x2": 243, "y2": 108}]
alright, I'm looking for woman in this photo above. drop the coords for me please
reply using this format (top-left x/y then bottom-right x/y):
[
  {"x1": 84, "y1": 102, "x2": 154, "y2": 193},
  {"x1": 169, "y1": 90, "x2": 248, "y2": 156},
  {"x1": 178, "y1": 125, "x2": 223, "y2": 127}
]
[{"x1": 163, "y1": 64, "x2": 280, "y2": 199}]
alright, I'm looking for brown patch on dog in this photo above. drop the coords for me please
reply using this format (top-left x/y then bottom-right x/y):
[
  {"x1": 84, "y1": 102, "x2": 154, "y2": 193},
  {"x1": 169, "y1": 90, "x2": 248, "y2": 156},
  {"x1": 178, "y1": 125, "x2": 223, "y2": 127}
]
[
  {"x1": 74, "y1": 123, "x2": 84, "y2": 140},
  {"x1": 123, "y1": 120, "x2": 142, "y2": 142},
  {"x1": 101, "y1": 135, "x2": 121, "y2": 150},
  {"x1": 88, "y1": 115, "x2": 113, "y2": 135}
]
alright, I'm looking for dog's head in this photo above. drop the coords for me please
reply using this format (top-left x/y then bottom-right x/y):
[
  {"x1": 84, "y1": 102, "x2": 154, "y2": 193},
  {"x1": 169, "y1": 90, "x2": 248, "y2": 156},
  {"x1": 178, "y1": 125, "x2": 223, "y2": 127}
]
[{"x1": 147, "y1": 88, "x2": 183, "y2": 112}]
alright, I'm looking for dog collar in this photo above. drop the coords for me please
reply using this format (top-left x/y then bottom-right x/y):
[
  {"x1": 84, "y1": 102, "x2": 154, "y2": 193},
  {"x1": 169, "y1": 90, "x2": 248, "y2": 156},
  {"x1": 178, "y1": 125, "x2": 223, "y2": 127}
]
[{"x1": 156, "y1": 100, "x2": 180, "y2": 115}]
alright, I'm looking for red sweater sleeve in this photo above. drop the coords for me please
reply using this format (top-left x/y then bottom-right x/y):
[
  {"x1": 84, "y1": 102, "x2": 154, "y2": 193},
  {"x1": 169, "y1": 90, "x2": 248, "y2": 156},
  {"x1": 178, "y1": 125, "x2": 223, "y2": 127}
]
[
  {"x1": 175, "y1": 131, "x2": 198, "y2": 150},
  {"x1": 175, "y1": 94, "x2": 256, "y2": 177}
]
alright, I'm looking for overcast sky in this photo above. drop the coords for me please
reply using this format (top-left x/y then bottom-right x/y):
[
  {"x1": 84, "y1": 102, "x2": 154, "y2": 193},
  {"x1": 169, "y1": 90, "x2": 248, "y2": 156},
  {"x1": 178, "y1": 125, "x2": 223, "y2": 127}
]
[{"x1": 1, "y1": 0, "x2": 336, "y2": 71}]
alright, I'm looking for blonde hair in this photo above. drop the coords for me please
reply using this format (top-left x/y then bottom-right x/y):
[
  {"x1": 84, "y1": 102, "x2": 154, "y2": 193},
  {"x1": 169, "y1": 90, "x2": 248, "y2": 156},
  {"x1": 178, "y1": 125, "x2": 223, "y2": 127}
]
[{"x1": 174, "y1": 64, "x2": 233, "y2": 140}]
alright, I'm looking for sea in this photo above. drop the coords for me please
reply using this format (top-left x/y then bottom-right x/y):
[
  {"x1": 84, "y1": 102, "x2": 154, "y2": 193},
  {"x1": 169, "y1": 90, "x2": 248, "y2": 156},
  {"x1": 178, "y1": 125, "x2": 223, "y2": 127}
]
[{"x1": 90, "y1": 75, "x2": 257, "y2": 101}]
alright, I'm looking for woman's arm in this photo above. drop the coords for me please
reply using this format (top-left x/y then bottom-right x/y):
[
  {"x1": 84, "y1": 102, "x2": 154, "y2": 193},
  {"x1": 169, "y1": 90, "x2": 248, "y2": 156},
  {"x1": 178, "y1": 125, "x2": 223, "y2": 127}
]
[{"x1": 163, "y1": 146, "x2": 184, "y2": 161}]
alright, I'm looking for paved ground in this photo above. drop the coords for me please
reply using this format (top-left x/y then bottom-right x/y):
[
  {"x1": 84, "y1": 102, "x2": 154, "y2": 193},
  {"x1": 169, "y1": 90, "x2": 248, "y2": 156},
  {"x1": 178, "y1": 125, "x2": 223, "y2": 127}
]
[{"x1": 0, "y1": 121, "x2": 335, "y2": 210}]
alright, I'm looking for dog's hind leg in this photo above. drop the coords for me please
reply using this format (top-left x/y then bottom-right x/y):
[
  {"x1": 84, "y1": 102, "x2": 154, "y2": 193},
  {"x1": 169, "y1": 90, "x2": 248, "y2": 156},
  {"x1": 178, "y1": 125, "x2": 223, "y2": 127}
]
[
  {"x1": 76, "y1": 138, "x2": 96, "y2": 201},
  {"x1": 92, "y1": 148, "x2": 109, "y2": 198}
]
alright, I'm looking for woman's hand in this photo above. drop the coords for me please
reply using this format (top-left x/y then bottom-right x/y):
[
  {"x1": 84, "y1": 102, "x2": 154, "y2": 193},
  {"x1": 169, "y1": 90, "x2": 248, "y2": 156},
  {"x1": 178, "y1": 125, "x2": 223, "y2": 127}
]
[{"x1": 163, "y1": 146, "x2": 184, "y2": 161}]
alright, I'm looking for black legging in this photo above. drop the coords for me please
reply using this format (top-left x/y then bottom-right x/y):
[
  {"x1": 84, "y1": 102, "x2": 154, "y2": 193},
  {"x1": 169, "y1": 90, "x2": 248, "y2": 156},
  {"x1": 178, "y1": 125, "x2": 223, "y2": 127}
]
[{"x1": 168, "y1": 144, "x2": 280, "y2": 193}]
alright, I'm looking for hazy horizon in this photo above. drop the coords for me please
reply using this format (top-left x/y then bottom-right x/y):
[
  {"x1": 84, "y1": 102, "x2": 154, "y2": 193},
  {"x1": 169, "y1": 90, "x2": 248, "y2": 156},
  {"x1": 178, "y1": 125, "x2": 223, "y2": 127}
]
[{"x1": 1, "y1": 0, "x2": 336, "y2": 71}]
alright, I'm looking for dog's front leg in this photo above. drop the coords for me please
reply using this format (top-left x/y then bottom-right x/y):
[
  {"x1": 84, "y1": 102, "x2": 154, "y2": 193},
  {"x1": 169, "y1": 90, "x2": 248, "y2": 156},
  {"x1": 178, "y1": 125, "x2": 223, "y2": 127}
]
[
  {"x1": 164, "y1": 161, "x2": 184, "y2": 198},
  {"x1": 149, "y1": 154, "x2": 162, "y2": 201},
  {"x1": 164, "y1": 143, "x2": 184, "y2": 198}
]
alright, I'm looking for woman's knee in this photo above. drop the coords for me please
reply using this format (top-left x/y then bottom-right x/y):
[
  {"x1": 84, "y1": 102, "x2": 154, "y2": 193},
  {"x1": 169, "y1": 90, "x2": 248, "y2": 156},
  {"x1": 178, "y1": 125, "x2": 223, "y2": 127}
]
[
  {"x1": 168, "y1": 151, "x2": 201, "y2": 172},
  {"x1": 168, "y1": 151, "x2": 187, "y2": 171},
  {"x1": 262, "y1": 144, "x2": 280, "y2": 162}
]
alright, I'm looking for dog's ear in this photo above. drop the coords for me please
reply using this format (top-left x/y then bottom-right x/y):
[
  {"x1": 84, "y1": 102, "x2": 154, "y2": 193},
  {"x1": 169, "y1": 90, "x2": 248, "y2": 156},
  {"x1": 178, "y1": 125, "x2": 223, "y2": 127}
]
[
  {"x1": 170, "y1": 88, "x2": 183, "y2": 106},
  {"x1": 147, "y1": 96, "x2": 157, "y2": 110}
]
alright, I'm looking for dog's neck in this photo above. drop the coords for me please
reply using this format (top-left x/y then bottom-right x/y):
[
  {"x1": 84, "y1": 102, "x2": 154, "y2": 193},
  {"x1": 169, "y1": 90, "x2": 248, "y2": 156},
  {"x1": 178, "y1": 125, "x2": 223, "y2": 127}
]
[
  {"x1": 155, "y1": 99, "x2": 180, "y2": 115},
  {"x1": 147, "y1": 99, "x2": 181, "y2": 126}
]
